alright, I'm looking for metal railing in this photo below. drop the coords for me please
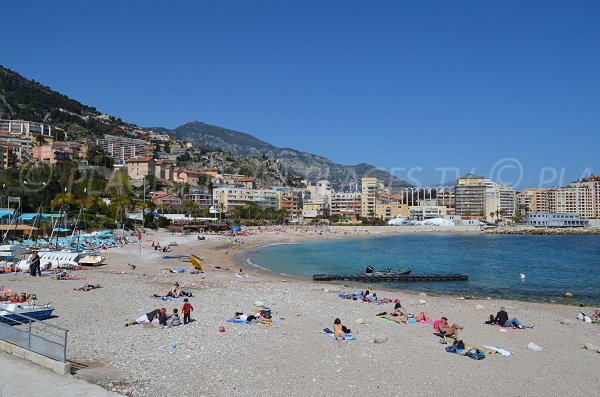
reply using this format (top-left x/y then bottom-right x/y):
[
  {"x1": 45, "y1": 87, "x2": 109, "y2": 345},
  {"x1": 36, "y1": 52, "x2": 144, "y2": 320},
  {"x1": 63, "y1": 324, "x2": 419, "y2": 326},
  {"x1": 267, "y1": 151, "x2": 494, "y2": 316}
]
[{"x1": 0, "y1": 311, "x2": 68, "y2": 362}]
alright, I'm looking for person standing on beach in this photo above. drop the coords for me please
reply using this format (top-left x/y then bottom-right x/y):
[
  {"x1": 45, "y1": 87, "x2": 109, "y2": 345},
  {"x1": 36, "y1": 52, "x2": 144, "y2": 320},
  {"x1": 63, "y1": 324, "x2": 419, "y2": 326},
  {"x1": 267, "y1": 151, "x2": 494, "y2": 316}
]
[
  {"x1": 182, "y1": 298, "x2": 193, "y2": 324},
  {"x1": 29, "y1": 251, "x2": 41, "y2": 277},
  {"x1": 494, "y1": 307, "x2": 533, "y2": 329}
]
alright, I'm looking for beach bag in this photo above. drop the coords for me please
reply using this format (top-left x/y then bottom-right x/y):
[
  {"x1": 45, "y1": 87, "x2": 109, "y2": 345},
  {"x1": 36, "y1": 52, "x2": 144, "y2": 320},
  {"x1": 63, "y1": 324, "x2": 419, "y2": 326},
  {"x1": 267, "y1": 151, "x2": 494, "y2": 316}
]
[
  {"x1": 445, "y1": 345, "x2": 457, "y2": 353},
  {"x1": 465, "y1": 348, "x2": 486, "y2": 360},
  {"x1": 259, "y1": 308, "x2": 271, "y2": 319},
  {"x1": 342, "y1": 325, "x2": 351, "y2": 334}
]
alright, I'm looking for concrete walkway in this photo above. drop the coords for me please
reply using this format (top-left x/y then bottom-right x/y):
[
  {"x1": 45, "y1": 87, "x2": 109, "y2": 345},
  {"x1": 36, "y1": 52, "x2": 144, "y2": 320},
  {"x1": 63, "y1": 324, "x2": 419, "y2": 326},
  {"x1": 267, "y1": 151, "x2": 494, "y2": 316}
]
[{"x1": 0, "y1": 352, "x2": 120, "y2": 396}]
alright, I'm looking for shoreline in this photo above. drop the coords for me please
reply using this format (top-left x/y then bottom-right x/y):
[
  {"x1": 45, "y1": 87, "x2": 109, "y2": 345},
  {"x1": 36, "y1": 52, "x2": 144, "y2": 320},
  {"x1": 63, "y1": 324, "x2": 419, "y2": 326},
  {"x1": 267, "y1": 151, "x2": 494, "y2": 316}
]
[
  {"x1": 3, "y1": 227, "x2": 599, "y2": 396},
  {"x1": 233, "y1": 228, "x2": 599, "y2": 307}
]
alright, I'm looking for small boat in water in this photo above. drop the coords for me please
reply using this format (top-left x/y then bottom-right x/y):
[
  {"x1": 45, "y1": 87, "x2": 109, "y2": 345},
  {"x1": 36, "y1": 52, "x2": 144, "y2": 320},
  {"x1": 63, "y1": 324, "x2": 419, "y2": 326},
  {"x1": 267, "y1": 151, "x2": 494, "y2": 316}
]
[
  {"x1": 0, "y1": 302, "x2": 54, "y2": 324},
  {"x1": 365, "y1": 266, "x2": 411, "y2": 275}
]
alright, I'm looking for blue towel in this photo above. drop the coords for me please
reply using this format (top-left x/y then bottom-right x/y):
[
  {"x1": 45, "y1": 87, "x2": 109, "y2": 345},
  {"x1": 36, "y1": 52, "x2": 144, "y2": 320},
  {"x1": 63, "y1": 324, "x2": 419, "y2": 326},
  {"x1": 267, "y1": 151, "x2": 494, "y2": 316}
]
[{"x1": 329, "y1": 333, "x2": 356, "y2": 341}]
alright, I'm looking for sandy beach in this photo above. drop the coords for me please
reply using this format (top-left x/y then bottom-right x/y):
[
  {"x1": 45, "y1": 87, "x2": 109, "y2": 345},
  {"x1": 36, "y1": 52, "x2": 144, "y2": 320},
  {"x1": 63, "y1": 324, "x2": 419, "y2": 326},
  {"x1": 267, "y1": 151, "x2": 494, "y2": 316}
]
[{"x1": 2, "y1": 226, "x2": 599, "y2": 397}]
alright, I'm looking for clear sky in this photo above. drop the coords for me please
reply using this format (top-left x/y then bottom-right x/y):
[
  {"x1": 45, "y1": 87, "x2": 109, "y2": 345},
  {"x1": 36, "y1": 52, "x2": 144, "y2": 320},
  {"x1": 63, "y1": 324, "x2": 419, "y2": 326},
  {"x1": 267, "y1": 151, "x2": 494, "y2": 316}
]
[{"x1": 3, "y1": 1, "x2": 599, "y2": 188}]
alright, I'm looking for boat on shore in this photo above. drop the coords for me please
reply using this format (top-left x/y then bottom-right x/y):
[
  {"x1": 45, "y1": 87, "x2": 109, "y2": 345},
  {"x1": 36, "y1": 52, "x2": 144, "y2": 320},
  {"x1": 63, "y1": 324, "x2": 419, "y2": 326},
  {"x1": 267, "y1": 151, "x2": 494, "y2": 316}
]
[{"x1": 0, "y1": 302, "x2": 54, "y2": 324}]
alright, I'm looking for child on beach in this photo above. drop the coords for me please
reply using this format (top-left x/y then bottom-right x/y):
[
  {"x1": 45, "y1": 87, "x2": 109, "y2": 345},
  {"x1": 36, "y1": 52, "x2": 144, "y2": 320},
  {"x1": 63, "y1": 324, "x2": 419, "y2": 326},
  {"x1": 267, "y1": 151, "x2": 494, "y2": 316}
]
[
  {"x1": 333, "y1": 318, "x2": 346, "y2": 341},
  {"x1": 158, "y1": 308, "x2": 169, "y2": 326},
  {"x1": 182, "y1": 298, "x2": 193, "y2": 324},
  {"x1": 170, "y1": 308, "x2": 181, "y2": 326}
]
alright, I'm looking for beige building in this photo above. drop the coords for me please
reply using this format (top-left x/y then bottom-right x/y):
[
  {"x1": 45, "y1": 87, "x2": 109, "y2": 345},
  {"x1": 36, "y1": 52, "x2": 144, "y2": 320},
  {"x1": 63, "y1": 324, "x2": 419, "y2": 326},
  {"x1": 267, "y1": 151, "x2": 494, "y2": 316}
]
[
  {"x1": 409, "y1": 205, "x2": 447, "y2": 221},
  {"x1": 126, "y1": 157, "x2": 155, "y2": 180},
  {"x1": 361, "y1": 177, "x2": 390, "y2": 219},
  {"x1": 375, "y1": 203, "x2": 409, "y2": 220},
  {"x1": 301, "y1": 199, "x2": 327, "y2": 224},
  {"x1": 548, "y1": 185, "x2": 594, "y2": 219},
  {"x1": 569, "y1": 176, "x2": 600, "y2": 218},
  {"x1": 330, "y1": 192, "x2": 362, "y2": 221},
  {"x1": 213, "y1": 187, "x2": 281, "y2": 213},
  {"x1": 455, "y1": 174, "x2": 515, "y2": 222},
  {"x1": 97, "y1": 134, "x2": 150, "y2": 164},
  {"x1": 516, "y1": 188, "x2": 551, "y2": 213}
]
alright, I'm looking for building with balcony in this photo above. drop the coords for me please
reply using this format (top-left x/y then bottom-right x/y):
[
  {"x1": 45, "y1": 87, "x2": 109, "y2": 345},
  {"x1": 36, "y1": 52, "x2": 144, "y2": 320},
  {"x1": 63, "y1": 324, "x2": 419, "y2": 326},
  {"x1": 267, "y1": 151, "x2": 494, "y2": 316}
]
[
  {"x1": 184, "y1": 189, "x2": 213, "y2": 210},
  {"x1": 330, "y1": 192, "x2": 362, "y2": 221},
  {"x1": 361, "y1": 177, "x2": 390, "y2": 219},
  {"x1": 409, "y1": 205, "x2": 448, "y2": 221},
  {"x1": 516, "y1": 188, "x2": 551, "y2": 213},
  {"x1": 97, "y1": 134, "x2": 150, "y2": 164},
  {"x1": 0, "y1": 119, "x2": 54, "y2": 136},
  {"x1": 213, "y1": 187, "x2": 281, "y2": 212}
]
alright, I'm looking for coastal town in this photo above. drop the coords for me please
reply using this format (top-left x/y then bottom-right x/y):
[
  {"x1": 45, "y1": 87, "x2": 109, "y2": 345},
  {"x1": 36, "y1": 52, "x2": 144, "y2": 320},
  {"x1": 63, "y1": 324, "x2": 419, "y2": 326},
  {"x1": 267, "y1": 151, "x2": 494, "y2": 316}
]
[
  {"x1": 2, "y1": 118, "x2": 599, "y2": 235},
  {"x1": 2, "y1": 2, "x2": 600, "y2": 396}
]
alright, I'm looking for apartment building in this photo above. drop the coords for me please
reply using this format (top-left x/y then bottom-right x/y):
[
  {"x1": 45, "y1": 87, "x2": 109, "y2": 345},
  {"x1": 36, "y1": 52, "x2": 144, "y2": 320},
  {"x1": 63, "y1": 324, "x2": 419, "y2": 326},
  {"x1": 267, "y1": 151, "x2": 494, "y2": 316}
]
[
  {"x1": 0, "y1": 142, "x2": 19, "y2": 169},
  {"x1": 361, "y1": 177, "x2": 390, "y2": 218},
  {"x1": 280, "y1": 190, "x2": 303, "y2": 217},
  {"x1": 184, "y1": 189, "x2": 213, "y2": 210},
  {"x1": 213, "y1": 187, "x2": 281, "y2": 212},
  {"x1": 569, "y1": 176, "x2": 600, "y2": 218},
  {"x1": 455, "y1": 174, "x2": 515, "y2": 222},
  {"x1": 548, "y1": 185, "x2": 594, "y2": 219},
  {"x1": 97, "y1": 134, "x2": 150, "y2": 164},
  {"x1": 301, "y1": 199, "x2": 327, "y2": 224},
  {"x1": 330, "y1": 192, "x2": 362, "y2": 221},
  {"x1": 454, "y1": 174, "x2": 487, "y2": 218},
  {"x1": 0, "y1": 119, "x2": 53, "y2": 136},
  {"x1": 32, "y1": 142, "x2": 87, "y2": 165},
  {"x1": 409, "y1": 205, "x2": 447, "y2": 221},
  {"x1": 375, "y1": 202, "x2": 409, "y2": 220},
  {"x1": 126, "y1": 157, "x2": 155, "y2": 180},
  {"x1": 516, "y1": 188, "x2": 551, "y2": 213}
]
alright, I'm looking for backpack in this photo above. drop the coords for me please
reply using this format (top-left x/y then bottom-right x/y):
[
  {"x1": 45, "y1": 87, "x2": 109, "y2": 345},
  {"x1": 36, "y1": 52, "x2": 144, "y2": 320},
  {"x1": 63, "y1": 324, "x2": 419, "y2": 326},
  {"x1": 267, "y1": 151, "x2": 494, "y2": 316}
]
[{"x1": 465, "y1": 348, "x2": 486, "y2": 360}]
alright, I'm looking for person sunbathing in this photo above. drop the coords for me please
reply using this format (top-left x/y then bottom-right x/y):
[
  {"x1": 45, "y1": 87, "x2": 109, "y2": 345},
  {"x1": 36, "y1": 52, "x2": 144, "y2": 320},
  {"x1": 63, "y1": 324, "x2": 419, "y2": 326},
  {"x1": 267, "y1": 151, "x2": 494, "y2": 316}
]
[
  {"x1": 333, "y1": 318, "x2": 346, "y2": 341},
  {"x1": 1, "y1": 292, "x2": 31, "y2": 302},
  {"x1": 233, "y1": 312, "x2": 272, "y2": 324},
  {"x1": 438, "y1": 316, "x2": 464, "y2": 338},
  {"x1": 377, "y1": 303, "x2": 408, "y2": 323},
  {"x1": 73, "y1": 283, "x2": 101, "y2": 291},
  {"x1": 414, "y1": 312, "x2": 431, "y2": 322}
]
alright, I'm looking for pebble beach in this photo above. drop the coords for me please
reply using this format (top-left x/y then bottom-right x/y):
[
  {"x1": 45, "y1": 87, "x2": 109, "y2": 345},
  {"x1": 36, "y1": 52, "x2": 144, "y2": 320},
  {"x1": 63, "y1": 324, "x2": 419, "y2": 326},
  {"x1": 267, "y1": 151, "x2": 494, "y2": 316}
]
[{"x1": 3, "y1": 227, "x2": 600, "y2": 397}]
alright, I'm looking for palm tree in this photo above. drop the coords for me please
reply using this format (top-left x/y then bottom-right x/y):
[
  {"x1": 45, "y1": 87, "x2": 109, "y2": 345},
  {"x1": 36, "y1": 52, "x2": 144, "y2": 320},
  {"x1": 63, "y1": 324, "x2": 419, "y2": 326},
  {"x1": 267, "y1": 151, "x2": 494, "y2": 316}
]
[
  {"x1": 182, "y1": 200, "x2": 197, "y2": 218},
  {"x1": 84, "y1": 195, "x2": 104, "y2": 216}
]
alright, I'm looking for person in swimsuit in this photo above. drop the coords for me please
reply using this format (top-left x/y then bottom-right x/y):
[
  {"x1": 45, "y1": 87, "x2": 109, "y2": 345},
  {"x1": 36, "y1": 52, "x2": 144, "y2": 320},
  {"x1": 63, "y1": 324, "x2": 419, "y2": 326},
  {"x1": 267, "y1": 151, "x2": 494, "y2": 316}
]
[{"x1": 233, "y1": 312, "x2": 272, "y2": 324}]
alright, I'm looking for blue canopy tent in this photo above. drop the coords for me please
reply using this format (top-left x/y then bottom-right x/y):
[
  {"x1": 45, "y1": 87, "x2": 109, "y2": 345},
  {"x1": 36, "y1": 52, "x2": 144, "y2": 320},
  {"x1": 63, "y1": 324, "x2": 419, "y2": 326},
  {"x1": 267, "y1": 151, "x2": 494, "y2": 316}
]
[
  {"x1": 0, "y1": 209, "x2": 15, "y2": 219},
  {"x1": 230, "y1": 225, "x2": 242, "y2": 233},
  {"x1": 19, "y1": 213, "x2": 64, "y2": 221}
]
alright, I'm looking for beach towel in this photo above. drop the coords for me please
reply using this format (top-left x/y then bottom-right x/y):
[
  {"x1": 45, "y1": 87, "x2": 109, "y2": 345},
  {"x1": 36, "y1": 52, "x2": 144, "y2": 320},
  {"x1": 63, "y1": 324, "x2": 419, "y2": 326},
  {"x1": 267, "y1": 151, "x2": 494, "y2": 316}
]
[
  {"x1": 444, "y1": 337, "x2": 497, "y2": 355},
  {"x1": 152, "y1": 295, "x2": 184, "y2": 301},
  {"x1": 226, "y1": 318, "x2": 281, "y2": 326},
  {"x1": 483, "y1": 345, "x2": 512, "y2": 356},
  {"x1": 376, "y1": 316, "x2": 402, "y2": 325},
  {"x1": 485, "y1": 323, "x2": 517, "y2": 329},
  {"x1": 329, "y1": 333, "x2": 356, "y2": 341}
]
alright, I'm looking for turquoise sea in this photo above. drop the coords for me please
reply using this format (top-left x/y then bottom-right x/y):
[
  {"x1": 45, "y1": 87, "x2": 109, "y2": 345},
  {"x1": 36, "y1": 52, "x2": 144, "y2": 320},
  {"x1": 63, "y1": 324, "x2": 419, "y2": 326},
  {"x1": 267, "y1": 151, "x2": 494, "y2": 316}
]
[{"x1": 243, "y1": 234, "x2": 600, "y2": 305}]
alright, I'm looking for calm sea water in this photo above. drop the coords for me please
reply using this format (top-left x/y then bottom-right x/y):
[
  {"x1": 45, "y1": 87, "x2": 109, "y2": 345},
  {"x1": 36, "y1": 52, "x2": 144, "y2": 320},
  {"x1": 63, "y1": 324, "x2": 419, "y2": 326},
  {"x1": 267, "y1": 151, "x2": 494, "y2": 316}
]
[{"x1": 243, "y1": 234, "x2": 600, "y2": 305}]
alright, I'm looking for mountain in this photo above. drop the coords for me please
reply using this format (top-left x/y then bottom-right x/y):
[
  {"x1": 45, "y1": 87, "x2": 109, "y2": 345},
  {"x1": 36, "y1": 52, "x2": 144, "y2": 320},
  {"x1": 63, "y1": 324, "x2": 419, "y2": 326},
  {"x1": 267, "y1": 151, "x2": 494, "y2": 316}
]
[
  {"x1": 168, "y1": 121, "x2": 410, "y2": 190},
  {"x1": 0, "y1": 65, "x2": 136, "y2": 139},
  {"x1": 0, "y1": 65, "x2": 409, "y2": 189}
]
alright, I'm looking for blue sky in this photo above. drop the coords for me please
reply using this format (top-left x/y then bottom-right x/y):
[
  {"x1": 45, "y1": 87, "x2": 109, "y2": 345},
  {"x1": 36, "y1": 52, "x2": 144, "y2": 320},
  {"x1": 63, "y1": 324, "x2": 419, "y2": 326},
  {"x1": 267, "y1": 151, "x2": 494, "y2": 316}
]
[{"x1": 3, "y1": 1, "x2": 599, "y2": 188}]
